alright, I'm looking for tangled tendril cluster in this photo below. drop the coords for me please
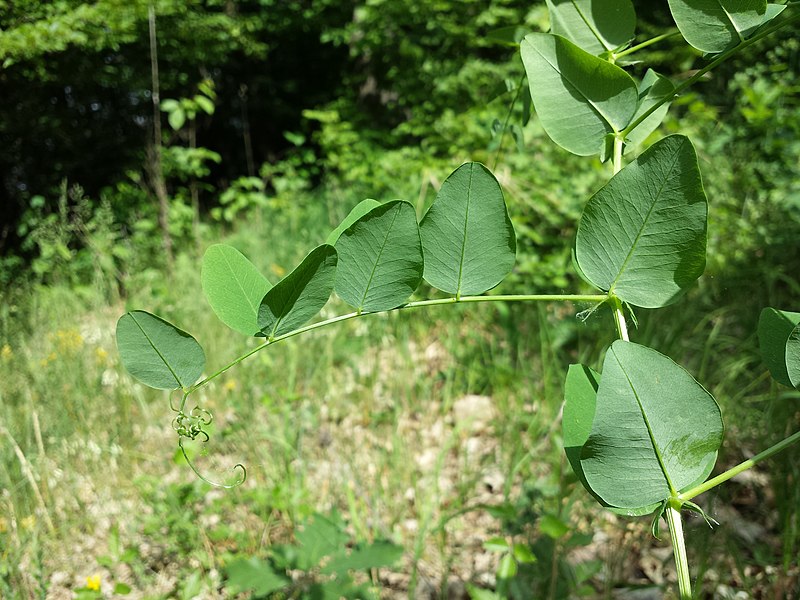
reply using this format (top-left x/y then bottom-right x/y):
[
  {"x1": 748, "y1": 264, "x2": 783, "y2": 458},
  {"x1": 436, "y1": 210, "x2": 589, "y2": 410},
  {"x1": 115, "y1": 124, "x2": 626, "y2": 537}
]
[{"x1": 170, "y1": 392, "x2": 246, "y2": 489}]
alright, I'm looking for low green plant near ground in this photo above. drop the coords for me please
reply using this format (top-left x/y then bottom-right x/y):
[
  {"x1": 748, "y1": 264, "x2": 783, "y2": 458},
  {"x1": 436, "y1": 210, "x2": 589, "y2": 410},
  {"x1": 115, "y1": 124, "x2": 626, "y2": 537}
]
[{"x1": 114, "y1": 2, "x2": 800, "y2": 598}]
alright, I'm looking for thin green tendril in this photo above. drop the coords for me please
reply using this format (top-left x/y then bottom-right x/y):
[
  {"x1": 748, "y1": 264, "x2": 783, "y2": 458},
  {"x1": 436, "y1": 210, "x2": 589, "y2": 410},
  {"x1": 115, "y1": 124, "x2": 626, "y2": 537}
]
[{"x1": 171, "y1": 391, "x2": 246, "y2": 489}]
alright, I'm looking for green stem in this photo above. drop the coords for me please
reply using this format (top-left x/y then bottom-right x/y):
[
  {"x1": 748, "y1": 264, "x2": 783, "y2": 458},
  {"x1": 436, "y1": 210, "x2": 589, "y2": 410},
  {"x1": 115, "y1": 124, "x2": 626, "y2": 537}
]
[
  {"x1": 679, "y1": 429, "x2": 800, "y2": 502},
  {"x1": 610, "y1": 296, "x2": 629, "y2": 341},
  {"x1": 666, "y1": 502, "x2": 692, "y2": 599},
  {"x1": 620, "y1": 10, "x2": 800, "y2": 139},
  {"x1": 492, "y1": 73, "x2": 526, "y2": 171},
  {"x1": 187, "y1": 293, "x2": 609, "y2": 392},
  {"x1": 613, "y1": 30, "x2": 681, "y2": 60},
  {"x1": 612, "y1": 136, "x2": 624, "y2": 176}
]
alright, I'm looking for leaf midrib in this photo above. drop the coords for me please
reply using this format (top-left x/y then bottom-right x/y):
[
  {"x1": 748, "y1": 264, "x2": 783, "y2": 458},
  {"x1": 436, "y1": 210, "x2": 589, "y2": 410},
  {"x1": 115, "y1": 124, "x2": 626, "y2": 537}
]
[
  {"x1": 359, "y1": 203, "x2": 401, "y2": 310},
  {"x1": 456, "y1": 165, "x2": 474, "y2": 297},
  {"x1": 130, "y1": 312, "x2": 182, "y2": 389},
  {"x1": 220, "y1": 250, "x2": 264, "y2": 322},
  {"x1": 613, "y1": 347, "x2": 677, "y2": 495},
  {"x1": 570, "y1": 0, "x2": 613, "y2": 52},
  {"x1": 608, "y1": 141, "x2": 684, "y2": 295}
]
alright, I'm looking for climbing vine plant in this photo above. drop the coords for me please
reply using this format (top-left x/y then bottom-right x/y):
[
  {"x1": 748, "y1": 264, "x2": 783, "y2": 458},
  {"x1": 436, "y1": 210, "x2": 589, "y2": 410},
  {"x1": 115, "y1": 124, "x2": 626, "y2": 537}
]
[{"x1": 116, "y1": 1, "x2": 800, "y2": 597}]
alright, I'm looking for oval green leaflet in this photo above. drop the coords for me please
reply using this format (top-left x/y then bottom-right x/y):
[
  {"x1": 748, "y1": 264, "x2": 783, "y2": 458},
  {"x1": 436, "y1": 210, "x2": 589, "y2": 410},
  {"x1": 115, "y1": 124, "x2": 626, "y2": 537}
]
[{"x1": 116, "y1": 310, "x2": 206, "y2": 390}]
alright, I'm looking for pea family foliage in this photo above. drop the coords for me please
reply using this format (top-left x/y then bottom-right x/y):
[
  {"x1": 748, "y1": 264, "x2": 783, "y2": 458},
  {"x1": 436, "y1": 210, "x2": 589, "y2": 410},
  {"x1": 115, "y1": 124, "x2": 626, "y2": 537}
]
[{"x1": 116, "y1": 0, "x2": 800, "y2": 596}]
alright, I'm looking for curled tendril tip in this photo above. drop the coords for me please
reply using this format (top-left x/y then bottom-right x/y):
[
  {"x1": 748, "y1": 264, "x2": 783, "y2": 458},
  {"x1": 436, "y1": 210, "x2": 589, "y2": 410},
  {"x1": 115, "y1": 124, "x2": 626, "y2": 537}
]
[{"x1": 172, "y1": 395, "x2": 246, "y2": 489}]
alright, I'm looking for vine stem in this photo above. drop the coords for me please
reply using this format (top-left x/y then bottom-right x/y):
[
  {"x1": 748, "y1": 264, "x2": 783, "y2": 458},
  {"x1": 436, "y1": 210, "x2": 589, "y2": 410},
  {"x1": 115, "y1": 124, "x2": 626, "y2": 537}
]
[
  {"x1": 620, "y1": 9, "x2": 800, "y2": 139},
  {"x1": 679, "y1": 428, "x2": 800, "y2": 502},
  {"x1": 666, "y1": 502, "x2": 692, "y2": 599},
  {"x1": 613, "y1": 30, "x2": 681, "y2": 60},
  {"x1": 187, "y1": 293, "x2": 609, "y2": 392}
]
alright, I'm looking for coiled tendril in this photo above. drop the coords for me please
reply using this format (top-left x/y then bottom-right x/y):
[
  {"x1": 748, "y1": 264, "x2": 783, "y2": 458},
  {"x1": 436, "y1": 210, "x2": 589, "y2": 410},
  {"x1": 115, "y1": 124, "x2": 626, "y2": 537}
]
[{"x1": 170, "y1": 391, "x2": 246, "y2": 489}]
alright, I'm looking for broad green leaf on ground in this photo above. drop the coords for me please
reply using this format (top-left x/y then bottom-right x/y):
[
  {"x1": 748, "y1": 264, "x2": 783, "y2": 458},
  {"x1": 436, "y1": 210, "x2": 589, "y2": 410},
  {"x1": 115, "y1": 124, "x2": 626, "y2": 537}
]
[
  {"x1": 546, "y1": 0, "x2": 636, "y2": 56},
  {"x1": 258, "y1": 245, "x2": 337, "y2": 338},
  {"x1": 563, "y1": 364, "x2": 661, "y2": 517},
  {"x1": 116, "y1": 311, "x2": 205, "y2": 390},
  {"x1": 580, "y1": 341, "x2": 723, "y2": 508},
  {"x1": 326, "y1": 199, "x2": 381, "y2": 245},
  {"x1": 625, "y1": 70, "x2": 675, "y2": 149},
  {"x1": 295, "y1": 513, "x2": 349, "y2": 570},
  {"x1": 225, "y1": 557, "x2": 288, "y2": 596},
  {"x1": 419, "y1": 162, "x2": 516, "y2": 296},
  {"x1": 575, "y1": 135, "x2": 707, "y2": 308},
  {"x1": 758, "y1": 307, "x2": 800, "y2": 388},
  {"x1": 334, "y1": 200, "x2": 423, "y2": 312},
  {"x1": 668, "y1": 0, "x2": 767, "y2": 53},
  {"x1": 322, "y1": 540, "x2": 404, "y2": 574},
  {"x1": 201, "y1": 244, "x2": 271, "y2": 336},
  {"x1": 520, "y1": 33, "x2": 638, "y2": 156}
]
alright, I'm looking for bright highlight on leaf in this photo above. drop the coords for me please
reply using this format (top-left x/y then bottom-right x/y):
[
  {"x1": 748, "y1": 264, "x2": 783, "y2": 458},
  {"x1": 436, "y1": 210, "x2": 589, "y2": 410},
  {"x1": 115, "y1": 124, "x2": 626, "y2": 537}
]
[
  {"x1": 668, "y1": 0, "x2": 767, "y2": 53},
  {"x1": 580, "y1": 341, "x2": 723, "y2": 508},
  {"x1": 758, "y1": 307, "x2": 800, "y2": 388},
  {"x1": 116, "y1": 310, "x2": 205, "y2": 390},
  {"x1": 201, "y1": 244, "x2": 271, "y2": 336},
  {"x1": 546, "y1": 0, "x2": 636, "y2": 56},
  {"x1": 520, "y1": 33, "x2": 638, "y2": 156},
  {"x1": 258, "y1": 244, "x2": 338, "y2": 338},
  {"x1": 575, "y1": 135, "x2": 707, "y2": 308},
  {"x1": 334, "y1": 200, "x2": 423, "y2": 312},
  {"x1": 326, "y1": 199, "x2": 382, "y2": 245},
  {"x1": 419, "y1": 162, "x2": 516, "y2": 296}
]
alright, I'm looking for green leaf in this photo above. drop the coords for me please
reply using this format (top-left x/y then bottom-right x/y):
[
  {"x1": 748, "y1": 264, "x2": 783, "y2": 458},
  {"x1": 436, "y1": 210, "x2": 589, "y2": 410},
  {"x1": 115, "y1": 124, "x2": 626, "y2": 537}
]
[
  {"x1": 116, "y1": 311, "x2": 205, "y2": 390},
  {"x1": 194, "y1": 94, "x2": 214, "y2": 115},
  {"x1": 295, "y1": 513, "x2": 349, "y2": 570},
  {"x1": 225, "y1": 557, "x2": 288, "y2": 596},
  {"x1": 334, "y1": 200, "x2": 423, "y2": 312},
  {"x1": 160, "y1": 99, "x2": 180, "y2": 112},
  {"x1": 466, "y1": 584, "x2": 503, "y2": 600},
  {"x1": 258, "y1": 245, "x2": 337, "y2": 338},
  {"x1": 497, "y1": 554, "x2": 518, "y2": 579},
  {"x1": 668, "y1": 0, "x2": 767, "y2": 53},
  {"x1": 625, "y1": 69, "x2": 675, "y2": 149},
  {"x1": 788, "y1": 326, "x2": 800, "y2": 389},
  {"x1": 322, "y1": 540, "x2": 404, "y2": 574},
  {"x1": 575, "y1": 135, "x2": 707, "y2": 308},
  {"x1": 758, "y1": 307, "x2": 800, "y2": 388},
  {"x1": 520, "y1": 33, "x2": 638, "y2": 156},
  {"x1": 167, "y1": 106, "x2": 186, "y2": 131},
  {"x1": 563, "y1": 364, "x2": 663, "y2": 516},
  {"x1": 539, "y1": 514, "x2": 570, "y2": 539},
  {"x1": 511, "y1": 543, "x2": 536, "y2": 564},
  {"x1": 201, "y1": 244, "x2": 271, "y2": 336},
  {"x1": 419, "y1": 162, "x2": 516, "y2": 296},
  {"x1": 580, "y1": 341, "x2": 723, "y2": 508},
  {"x1": 546, "y1": 0, "x2": 636, "y2": 56},
  {"x1": 483, "y1": 537, "x2": 509, "y2": 553},
  {"x1": 113, "y1": 583, "x2": 131, "y2": 595},
  {"x1": 326, "y1": 199, "x2": 382, "y2": 245}
]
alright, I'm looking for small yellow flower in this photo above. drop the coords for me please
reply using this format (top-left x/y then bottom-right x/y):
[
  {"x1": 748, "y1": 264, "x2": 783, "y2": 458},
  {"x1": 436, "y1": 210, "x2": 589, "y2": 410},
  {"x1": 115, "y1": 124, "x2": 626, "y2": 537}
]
[
  {"x1": 0, "y1": 344, "x2": 12, "y2": 360},
  {"x1": 224, "y1": 379, "x2": 238, "y2": 392},
  {"x1": 86, "y1": 574, "x2": 101, "y2": 591},
  {"x1": 270, "y1": 263, "x2": 286, "y2": 278},
  {"x1": 95, "y1": 347, "x2": 108, "y2": 364},
  {"x1": 20, "y1": 515, "x2": 36, "y2": 530},
  {"x1": 0, "y1": 517, "x2": 8, "y2": 533}
]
